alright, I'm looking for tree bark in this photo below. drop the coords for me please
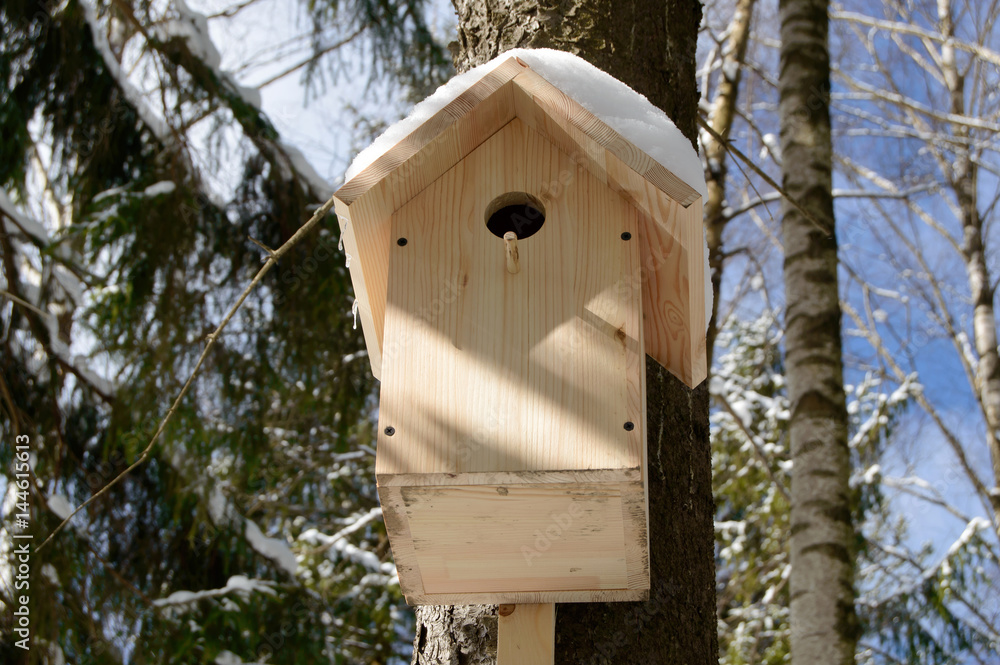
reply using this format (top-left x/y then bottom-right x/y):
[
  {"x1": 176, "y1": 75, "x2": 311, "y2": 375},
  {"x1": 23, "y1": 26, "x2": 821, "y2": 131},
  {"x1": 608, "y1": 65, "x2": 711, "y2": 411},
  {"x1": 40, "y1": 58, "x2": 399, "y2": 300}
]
[
  {"x1": 411, "y1": 2, "x2": 717, "y2": 663},
  {"x1": 703, "y1": 0, "x2": 756, "y2": 368},
  {"x1": 936, "y1": 0, "x2": 1000, "y2": 533},
  {"x1": 777, "y1": 0, "x2": 858, "y2": 663}
]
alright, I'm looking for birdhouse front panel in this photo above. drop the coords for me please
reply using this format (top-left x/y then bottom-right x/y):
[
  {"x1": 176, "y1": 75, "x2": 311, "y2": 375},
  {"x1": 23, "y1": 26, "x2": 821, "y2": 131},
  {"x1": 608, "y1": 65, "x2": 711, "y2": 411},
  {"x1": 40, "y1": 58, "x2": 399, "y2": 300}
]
[{"x1": 374, "y1": 118, "x2": 649, "y2": 604}]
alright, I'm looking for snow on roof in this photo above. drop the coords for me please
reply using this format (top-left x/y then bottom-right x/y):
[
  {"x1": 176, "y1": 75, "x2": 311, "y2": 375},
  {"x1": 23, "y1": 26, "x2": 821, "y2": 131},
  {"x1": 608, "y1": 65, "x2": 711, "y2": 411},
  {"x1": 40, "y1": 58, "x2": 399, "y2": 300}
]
[
  {"x1": 344, "y1": 48, "x2": 708, "y2": 201},
  {"x1": 343, "y1": 50, "x2": 712, "y2": 329}
]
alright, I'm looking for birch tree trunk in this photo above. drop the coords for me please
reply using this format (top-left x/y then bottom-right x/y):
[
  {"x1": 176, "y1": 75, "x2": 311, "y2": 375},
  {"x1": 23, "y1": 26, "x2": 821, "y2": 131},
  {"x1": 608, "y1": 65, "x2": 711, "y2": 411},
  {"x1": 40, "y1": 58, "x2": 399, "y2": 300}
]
[
  {"x1": 411, "y1": 2, "x2": 717, "y2": 663},
  {"x1": 936, "y1": 0, "x2": 1000, "y2": 532},
  {"x1": 703, "y1": 0, "x2": 756, "y2": 367},
  {"x1": 777, "y1": 0, "x2": 858, "y2": 663}
]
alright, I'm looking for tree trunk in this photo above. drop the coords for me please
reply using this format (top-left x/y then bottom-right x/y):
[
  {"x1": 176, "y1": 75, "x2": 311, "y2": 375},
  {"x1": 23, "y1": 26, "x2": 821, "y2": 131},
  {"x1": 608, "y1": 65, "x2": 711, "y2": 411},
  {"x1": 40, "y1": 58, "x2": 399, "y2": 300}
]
[
  {"x1": 703, "y1": 0, "x2": 756, "y2": 368},
  {"x1": 411, "y1": 2, "x2": 717, "y2": 663},
  {"x1": 777, "y1": 0, "x2": 858, "y2": 663},
  {"x1": 937, "y1": 0, "x2": 1000, "y2": 533}
]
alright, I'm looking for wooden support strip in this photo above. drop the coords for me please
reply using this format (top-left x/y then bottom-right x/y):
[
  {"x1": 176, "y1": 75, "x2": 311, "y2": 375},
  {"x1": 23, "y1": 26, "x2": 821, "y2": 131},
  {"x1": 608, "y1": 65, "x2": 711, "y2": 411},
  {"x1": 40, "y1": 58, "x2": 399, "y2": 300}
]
[{"x1": 498, "y1": 603, "x2": 555, "y2": 665}]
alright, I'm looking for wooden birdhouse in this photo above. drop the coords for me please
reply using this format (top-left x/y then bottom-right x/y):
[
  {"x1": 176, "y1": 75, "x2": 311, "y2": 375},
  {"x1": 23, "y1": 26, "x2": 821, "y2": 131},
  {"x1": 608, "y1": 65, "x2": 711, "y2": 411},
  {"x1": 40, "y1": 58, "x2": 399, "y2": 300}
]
[{"x1": 334, "y1": 50, "x2": 707, "y2": 608}]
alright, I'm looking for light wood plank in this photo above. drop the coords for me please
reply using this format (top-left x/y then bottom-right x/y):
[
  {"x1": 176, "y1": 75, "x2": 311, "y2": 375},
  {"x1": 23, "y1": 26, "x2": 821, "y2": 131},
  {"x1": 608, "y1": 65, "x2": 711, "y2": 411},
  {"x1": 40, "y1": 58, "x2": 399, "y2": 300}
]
[
  {"x1": 405, "y1": 587, "x2": 648, "y2": 606},
  {"x1": 510, "y1": 69, "x2": 700, "y2": 207},
  {"x1": 376, "y1": 467, "x2": 640, "y2": 488},
  {"x1": 376, "y1": 486, "x2": 426, "y2": 596},
  {"x1": 335, "y1": 201, "x2": 383, "y2": 378},
  {"x1": 403, "y1": 484, "x2": 628, "y2": 595},
  {"x1": 377, "y1": 119, "x2": 644, "y2": 478},
  {"x1": 336, "y1": 57, "x2": 527, "y2": 206},
  {"x1": 498, "y1": 604, "x2": 555, "y2": 665},
  {"x1": 336, "y1": 56, "x2": 706, "y2": 386},
  {"x1": 513, "y1": 74, "x2": 707, "y2": 386},
  {"x1": 334, "y1": 69, "x2": 522, "y2": 380}
]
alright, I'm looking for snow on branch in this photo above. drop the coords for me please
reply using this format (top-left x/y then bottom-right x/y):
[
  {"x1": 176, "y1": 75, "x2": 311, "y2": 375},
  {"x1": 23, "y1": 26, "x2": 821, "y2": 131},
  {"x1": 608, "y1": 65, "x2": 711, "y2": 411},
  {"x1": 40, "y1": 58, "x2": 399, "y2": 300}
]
[
  {"x1": 298, "y1": 507, "x2": 397, "y2": 582},
  {"x1": 244, "y1": 518, "x2": 298, "y2": 578},
  {"x1": 152, "y1": 574, "x2": 276, "y2": 608},
  {"x1": 832, "y1": 10, "x2": 1000, "y2": 68},
  {"x1": 82, "y1": 2, "x2": 173, "y2": 144},
  {"x1": 0, "y1": 190, "x2": 49, "y2": 244}
]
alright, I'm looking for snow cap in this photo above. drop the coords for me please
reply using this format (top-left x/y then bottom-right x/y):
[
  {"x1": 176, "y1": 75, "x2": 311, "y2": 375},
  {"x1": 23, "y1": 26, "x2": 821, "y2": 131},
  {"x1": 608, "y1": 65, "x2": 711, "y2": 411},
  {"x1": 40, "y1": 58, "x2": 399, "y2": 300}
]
[
  {"x1": 346, "y1": 48, "x2": 707, "y2": 200},
  {"x1": 337, "y1": 49, "x2": 710, "y2": 386}
]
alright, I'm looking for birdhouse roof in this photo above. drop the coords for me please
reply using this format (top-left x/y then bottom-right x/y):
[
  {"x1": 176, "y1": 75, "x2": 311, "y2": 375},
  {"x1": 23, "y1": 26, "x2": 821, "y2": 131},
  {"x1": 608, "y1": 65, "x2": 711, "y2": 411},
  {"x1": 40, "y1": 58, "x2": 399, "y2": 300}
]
[{"x1": 334, "y1": 49, "x2": 708, "y2": 387}]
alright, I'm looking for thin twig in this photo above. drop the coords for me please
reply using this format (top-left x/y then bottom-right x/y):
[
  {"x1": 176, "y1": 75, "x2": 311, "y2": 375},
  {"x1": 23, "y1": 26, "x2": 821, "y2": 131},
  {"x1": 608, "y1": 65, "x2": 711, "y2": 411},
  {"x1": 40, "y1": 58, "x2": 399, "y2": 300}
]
[
  {"x1": 0, "y1": 289, "x2": 49, "y2": 318},
  {"x1": 697, "y1": 115, "x2": 830, "y2": 236},
  {"x1": 38, "y1": 193, "x2": 340, "y2": 551}
]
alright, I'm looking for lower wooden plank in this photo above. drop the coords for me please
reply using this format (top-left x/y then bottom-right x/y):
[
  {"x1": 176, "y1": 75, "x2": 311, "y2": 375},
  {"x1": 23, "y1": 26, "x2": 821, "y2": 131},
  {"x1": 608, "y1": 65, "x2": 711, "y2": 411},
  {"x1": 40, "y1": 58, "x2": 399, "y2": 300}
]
[
  {"x1": 498, "y1": 604, "x2": 554, "y2": 665},
  {"x1": 404, "y1": 587, "x2": 648, "y2": 606},
  {"x1": 378, "y1": 467, "x2": 641, "y2": 487}
]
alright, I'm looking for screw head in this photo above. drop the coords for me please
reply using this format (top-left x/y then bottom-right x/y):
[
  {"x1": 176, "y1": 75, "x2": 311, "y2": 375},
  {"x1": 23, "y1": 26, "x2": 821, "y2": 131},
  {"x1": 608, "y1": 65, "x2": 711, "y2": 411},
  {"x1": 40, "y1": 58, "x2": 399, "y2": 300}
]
[
  {"x1": 623, "y1": 421, "x2": 635, "y2": 431},
  {"x1": 396, "y1": 237, "x2": 408, "y2": 246},
  {"x1": 384, "y1": 426, "x2": 396, "y2": 436},
  {"x1": 621, "y1": 232, "x2": 632, "y2": 241}
]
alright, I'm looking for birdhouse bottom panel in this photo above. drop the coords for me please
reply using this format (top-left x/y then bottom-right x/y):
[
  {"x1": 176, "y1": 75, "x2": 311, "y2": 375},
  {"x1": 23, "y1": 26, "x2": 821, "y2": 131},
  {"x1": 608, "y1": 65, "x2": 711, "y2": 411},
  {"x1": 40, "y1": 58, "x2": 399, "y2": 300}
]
[{"x1": 379, "y1": 478, "x2": 649, "y2": 605}]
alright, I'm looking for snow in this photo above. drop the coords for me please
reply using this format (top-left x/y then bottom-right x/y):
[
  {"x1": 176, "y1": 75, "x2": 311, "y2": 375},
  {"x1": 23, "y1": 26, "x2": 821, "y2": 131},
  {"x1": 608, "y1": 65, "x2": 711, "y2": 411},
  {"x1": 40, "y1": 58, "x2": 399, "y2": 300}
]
[
  {"x1": 142, "y1": 181, "x2": 177, "y2": 197},
  {"x1": 233, "y1": 82, "x2": 262, "y2": 109},
  {"x1": 216, "y1": 651, "x2": 266, "y2": 665},
  {"x1": 344, "y1": 49, "x2": 712, "y2": 324},
  {"x1": 298, "y1": 507, "x2": 397, "y2": 579},
  {"x1": 344, "y1": 49, "x2": 708, "y2": 201},
  {"x1": 52, "y1": 265, "x2": 84, "y2": 305},
  {"x1": 153, "y1": 0, "x2": 221, "y2": 71},
  {"x1": 153, "y1": 575, "x2": 275, "y2": 607},
  {"x1": 48, "y1": 494, "x2": 75, "y2": 520},
  {"x1": 277, "y1": 141, "x2": 333, "y2": 200},
  {"x1": 83, "y1": 2, "x2": 172, "y2": 143},
  {"x1": 245, "y1": 518, "x2": 298, "y2": 577},
  {"x1": 41, "y1": 563, "x2": 60, "y2": 586},
  {"x1": 722, "y1": 61, "x2": 740, "y2": 82},
  {"x1": 0, "y1": 189, "x2": 49, "y2": 243},
  {"x1": 208, "y1": 484, "x2": 230, "y2": 523},
  {"x1": 153, "y1": 0, "x2": 264, "y2": 116},
  {"x1": 944, "y1": 517, "x2": 989, "y2": 559},
  {"x1": 760, "y1": 133, "x2": 781, "y2": 161}
]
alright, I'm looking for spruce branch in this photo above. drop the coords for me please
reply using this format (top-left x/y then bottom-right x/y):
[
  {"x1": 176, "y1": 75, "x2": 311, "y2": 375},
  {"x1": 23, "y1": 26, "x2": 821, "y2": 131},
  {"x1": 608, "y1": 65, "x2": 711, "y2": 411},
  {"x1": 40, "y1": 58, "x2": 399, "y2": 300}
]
[{"x1": 37, "y1": 193, "x2": 340, "y2": 551}]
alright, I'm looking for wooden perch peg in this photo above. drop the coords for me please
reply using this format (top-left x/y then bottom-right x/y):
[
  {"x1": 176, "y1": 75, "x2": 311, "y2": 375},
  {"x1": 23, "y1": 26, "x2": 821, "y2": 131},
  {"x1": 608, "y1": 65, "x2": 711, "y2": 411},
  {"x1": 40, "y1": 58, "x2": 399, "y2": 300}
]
[
  {"x1": 504, "y1": 231, "x2": 520, "y2": 274},
  {"x1": 498, "y1": 603, "x2": 555, "y2": 665}
]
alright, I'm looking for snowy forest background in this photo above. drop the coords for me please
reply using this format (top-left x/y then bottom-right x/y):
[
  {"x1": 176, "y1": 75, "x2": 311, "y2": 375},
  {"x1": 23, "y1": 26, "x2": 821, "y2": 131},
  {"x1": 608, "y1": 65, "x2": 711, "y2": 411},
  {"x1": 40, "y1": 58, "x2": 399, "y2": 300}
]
[{"x1": 1, "y1": 0, "x2": 999, "y2": 663}]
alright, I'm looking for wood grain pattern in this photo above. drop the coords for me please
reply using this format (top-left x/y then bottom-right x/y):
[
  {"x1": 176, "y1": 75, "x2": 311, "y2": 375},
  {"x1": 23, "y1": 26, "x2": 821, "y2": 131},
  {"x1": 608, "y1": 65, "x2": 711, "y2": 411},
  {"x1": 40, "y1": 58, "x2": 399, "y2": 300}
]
[
  {"x1": 404, "y1": 484, "x2": 627, "y2": 595},
  {"x1": 384, "y1": 482, "x2": 646, "y2": 604},
  {"x1": 512, "y1": 72, "x2": 707, "y2": 385},
  {"x1": 376, "y1": 119, "x2": 643, "y2": 478},
  {"x1": 334, "y1": 55, "x2": 707, "y2": 387},
  {"x1": 377, "y1": 467, "x2": 640, "y2": 488},
  {"x1": 498, "y1": 604, "x2": 555, "y2": 665},
  {"x1": 372, "y1": 119, "x2": 650, "y2": 604},
  {"x1": 334, "y1": 64, "x2": 522, "y2": 380},
  {"x1": 404, "y1": 587, "x2": 648, "y2": 606}
]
